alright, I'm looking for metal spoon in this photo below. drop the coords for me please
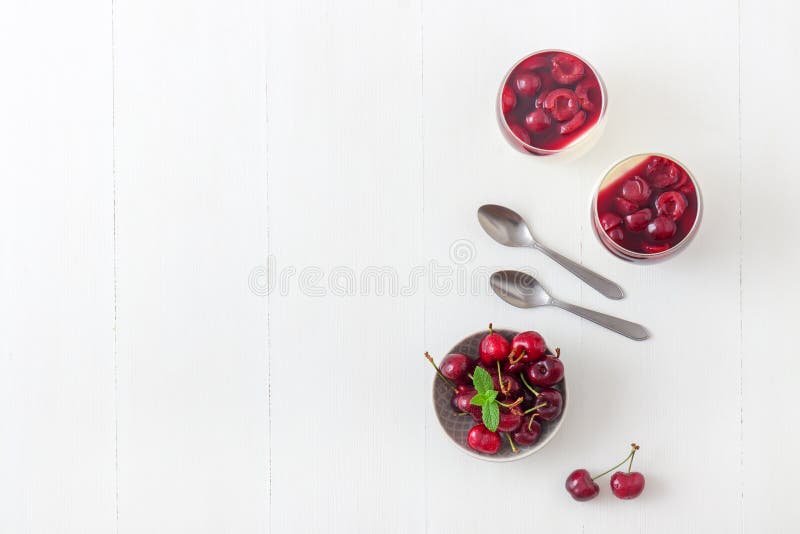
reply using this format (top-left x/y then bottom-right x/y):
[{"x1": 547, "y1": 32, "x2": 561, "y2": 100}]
[
  {"x1": 490, "y1": 270, "x2": 649, "y2": 341},
  {"x1": 477, "y1": 204, "x2": 624, "y2": 300}
]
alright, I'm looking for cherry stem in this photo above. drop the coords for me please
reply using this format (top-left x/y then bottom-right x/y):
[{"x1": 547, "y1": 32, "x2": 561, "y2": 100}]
[
  {"x1": 488, "y1": 322, "x2": 494, "y2": 335},
  {"x1": 527, "y1": 413, "x2": 540, "y2": 431},
  {"x1": 520, "y1": 373, "x2": 540, "y2": 397},
  {"x1": 592, "y1": 444, "x2": 640, "y2": 481},
  {"x1": 523, "y1": 402, "x2": 547, "y2": 414},
  {"x1": 498, "y1": 397, "x2": 523, "y2": 409},
  {"x1": 554, "y1": 347, "x2": 561, "y2": 358},
  {"x1": 508, "y1": 349, "x2": 526, "y2": 365},
  {"x1": 424, "y1": 352, "x2": 458, "y2": 393},
  {"x1": 505, "y1": 433, "x2": 518, "y2": 454},
  {"x1": 627, "y1": 443, "x2": 640, "y2": 473},
  {"x1": 496, "y1": 360, "x2": 509, "y2": 395}
]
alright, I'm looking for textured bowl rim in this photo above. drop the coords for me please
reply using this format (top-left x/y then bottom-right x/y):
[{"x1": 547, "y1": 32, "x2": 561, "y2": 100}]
[{"x1": 431, "y1": 328, "x2": 569, "y2": 462}]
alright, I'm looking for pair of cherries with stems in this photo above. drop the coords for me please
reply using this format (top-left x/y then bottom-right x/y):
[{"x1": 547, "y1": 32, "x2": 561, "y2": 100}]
[{"x1": 566, "y1": 443, "x2": 646, "y2": 501}]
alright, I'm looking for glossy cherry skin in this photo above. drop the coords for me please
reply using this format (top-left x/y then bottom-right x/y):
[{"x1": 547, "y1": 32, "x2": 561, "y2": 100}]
[
  {"x1": 479, "y1": 331, "x2": 511, "y2": 364},
  {"x1": 610, "y1": 471, "x2": 645, "y2": 499},
  {"x1": 503, "y1": 357, "x2": 526, "y2": 375},
  {"x1": 467, "y1": 424, "x2": 502, "y2": 454},
  {"x1": 514, "y1": 71, "x2": 541, "y2": 97},
  {"x1": 496, "y1": 411, "x2": 523, "y2": 433},
  {"x1": 501, "y1": 85, "x2": 516, "y2": 113},
  {"x1": 533, "y1": 388, "x2": 563, "y2": 421},
  {"x1": 440, "y1": 353, "x2": 473, "y2": 385},
  {"x1": 524, "y1": 109, "x2": 551, "y2": 132},
  {"x1": 600, "y1": 212, "x2": 623, "y2": 231},
  {"x1": 511, "y1": 331, "x2": 547, "y2": 362},
  {"x1": 621, "y1": 176, "x2": 651, "y2": 205},
  {"x1": 646, "y1": 216, "x2": 676, "y2": 240},
  {"x1": 624, "y1": 208, "x2": 653, "y2": 232},
  {"x1": 565, "y1": 469, "x2": 599, "y2": 501},
  {"x1": 525, "y1": 356, "x2": 564, "y2": 386},
  {"x1": 451, "y1": 388, "x2": 478, "y2": 413},
  {"x1": 511, "y1": 416, "x2": 542, "y2": 446},
  {"x1": 655, "y1": 190, "x2": 688, "y2": 221}
]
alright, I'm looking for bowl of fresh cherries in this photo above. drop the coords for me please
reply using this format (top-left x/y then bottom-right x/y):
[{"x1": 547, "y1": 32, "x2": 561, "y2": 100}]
[
  {"x1": 498, "y1": 49, "x2": 607, "y2": 157},
  {"x1": 591, "y1": 153, "x2": 703, "y2": 262},
  {"x1": 426, "y1": 324, "x2": 567, "y2": 461}
]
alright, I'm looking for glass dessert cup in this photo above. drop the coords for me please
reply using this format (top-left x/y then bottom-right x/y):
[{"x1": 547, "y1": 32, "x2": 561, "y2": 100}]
[
  {"x1": 591, "y1": 153, "x2": 703, "y2": 263},
  {"x1": 497, "y1": 49, "x2": 607, "y2": 158}
]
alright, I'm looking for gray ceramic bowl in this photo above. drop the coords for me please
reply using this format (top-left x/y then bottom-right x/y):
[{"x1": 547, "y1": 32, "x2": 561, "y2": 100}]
[{"x1": 432, "y1": 328, "x2": 568, "y2": 462}]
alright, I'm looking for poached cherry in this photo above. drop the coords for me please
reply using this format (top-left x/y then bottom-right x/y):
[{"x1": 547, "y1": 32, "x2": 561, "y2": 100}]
[
  {"x1": 467, "y1": 424, "x2": 502, "y2": 455},
  {"x1": 551, "y1": 52, "x2": 585, "y2": 84},
  {"x1": 514, "y1": 71, "x2": 542, "y2": 97},
  {"x1": 479, "y1": 323, "x2": 511, "y2": 365},
  {"x1": 501, "y1": 85, "x2": 517, "y2": 114},
  {"x1": 646, "y1": 216, "x2": 676, "y2": 241}
]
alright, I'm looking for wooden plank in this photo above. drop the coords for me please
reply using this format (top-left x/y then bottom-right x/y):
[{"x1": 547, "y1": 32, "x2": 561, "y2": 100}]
[
  {"x1": 741, "y1": 1, "x2": 800, "y2": 531},
  {"x1": 113, "y1": 1, "x2": 269, "y2": 531},
  {"x1": 0, "y1": 1, "x2": 115, "y2": 532},
  {"x1": 265, "y1": 2, "x2": 425, "y2": 532}
]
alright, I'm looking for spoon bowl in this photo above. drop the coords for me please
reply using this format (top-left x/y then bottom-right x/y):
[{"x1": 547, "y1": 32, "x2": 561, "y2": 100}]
[
  {"x1": 478, "y1": 204, "x2": 624, "y2": 300},
  {"x1": 490, "y1": 270, "x2": 649, "y2": 341}
]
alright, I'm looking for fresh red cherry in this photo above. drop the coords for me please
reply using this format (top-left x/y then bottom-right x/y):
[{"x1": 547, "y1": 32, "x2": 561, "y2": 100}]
[
  {"x1": 503, "y1": 357, "x2": 526, "y2": 375},
  {"x1": 543, "y1": 88, "x2": 581, "y2": 121},
  {"x1": 565, "y1": 469, "x2": 599, "y2": 501},
  {"x1": 511, "y1": 415, "x2": 542, "y2": 446},
  {"x1": 513, "y1": 71, "x2": 541, "y2": 97},
  {"x1": 508, "y1": 122, "x2": 531, "y2": 145},
  {"x1": 524, "y1": 354, "x2": 564, "y2": 386},
  {"x1": 529, "y1": 387, "x2": 563, "y2": 421},
  {"x1": 559, "y1": 110, "x2": 586, "y2": 135},
  {"x1": 511, "y1": 331, "x2": 547, "y2": 362},
  {"x1": 551, "y1": 53, "x2": 585, "y2": 84},
  {"x1": 479, "y1": 323, "x2": 511, "y2": 364},
  {"x1": 621, "y1": 176, "x2": 651, "y2": 205},
  {"x1": 647, "y1": 215, "x2": 676, "y2": 240},
  {"x1": 574, "y1": 79, "x2": 598, "y2": 111},
  {"x1": 439, "y1": 353, "x2": 473, "y2": 385},
  {"x1": 607, "y1": 227, "x2": 625, "y2": 243},
  {"x1": 496, "y1": 411, "x2": 523, "y2": 433},
  {"x1": 611, "y1": 472, "x2": 646, "y2": 499},
  {"x1": 524, "y1": 109, "x2": 552, "y2": 132},
  {"x1": 655, "y1": 191, "x2": 688, "y2": 221},
  {"x1": 501, "y1": 84, "x2": 516, "y2": 113},
  {"x1": 624, "y1": 208, "x2": 653, "y2": 232},
  {"x1": 610, "y1": 443, "x2": 644, "y2": 499},
  {"x1": 600, "y1": 212, "x2": 623, "y2": 231},
  {"x1": 614, "y1": 197, "x2": 639, "y2": 215},
  {"x1": 467, "y1": 424, "x2": 502, "y2": 454}
]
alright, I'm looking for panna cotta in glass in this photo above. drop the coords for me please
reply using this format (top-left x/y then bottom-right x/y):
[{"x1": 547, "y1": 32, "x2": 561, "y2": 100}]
[
  {"x1": 498, "y1": 50, "x2": 607, "y2": 157},
  {"x1": 592, "y1": 153, "x2": 702, "y2": 262}
]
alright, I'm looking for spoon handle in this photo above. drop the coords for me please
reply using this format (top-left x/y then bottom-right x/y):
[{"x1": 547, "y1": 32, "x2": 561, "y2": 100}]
[
  {"x1": 551, "y1": 299, "x2": 649, "y2": 341},
  {"x1": 533, "y1": 244, "x2": 624, "y2": 300}
]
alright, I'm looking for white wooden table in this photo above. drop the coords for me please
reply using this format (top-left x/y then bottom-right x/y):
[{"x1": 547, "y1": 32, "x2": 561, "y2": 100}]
[{"x1": 2, "y1": 1, "x2": 799, "y2": 532}]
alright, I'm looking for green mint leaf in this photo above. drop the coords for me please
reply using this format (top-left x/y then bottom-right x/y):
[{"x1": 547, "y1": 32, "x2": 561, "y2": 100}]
[
  {"x1": 485, "y1": 390, "x2": 498, "y2": 403},
  {"x1": 469, "y1": 392, "x2": 487, "y2": 406},
  {"x1": 482, "y1": 401, "x2": 500, "y2": 432},
  {"x1": 472, "y1": 366, "x2": 493, "y2": 394}
]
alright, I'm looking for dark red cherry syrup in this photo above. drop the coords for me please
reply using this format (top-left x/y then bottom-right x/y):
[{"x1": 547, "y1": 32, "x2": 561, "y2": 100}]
[
  {"x1": 596, "y1": 155, "x2": 698, "y2": 254},
  {"x1": 500, "y1": 51, "x2": 603, "y2": 152}
]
